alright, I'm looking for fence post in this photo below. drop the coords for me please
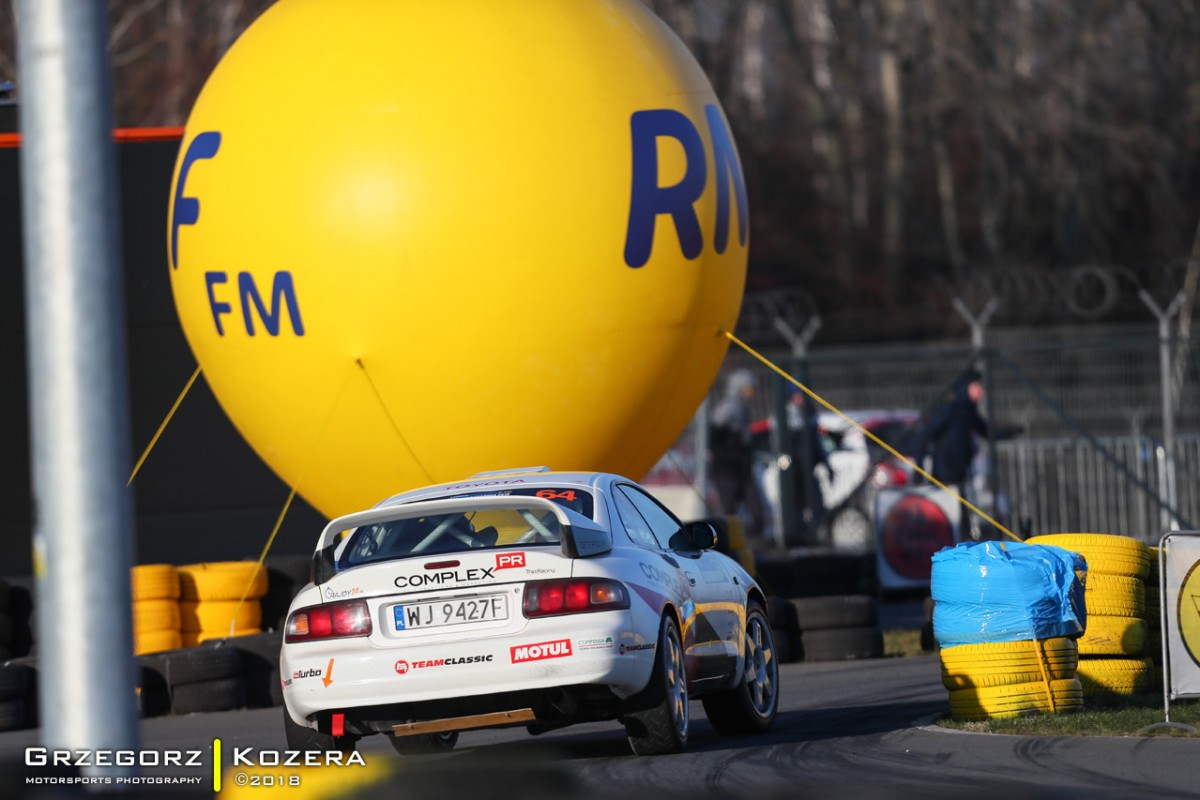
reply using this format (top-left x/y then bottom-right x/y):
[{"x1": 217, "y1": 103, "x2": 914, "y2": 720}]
[
  {"x1": 774, "y1": 315, "x2": 821, "y2": 544},
  {"x1": 1140, "y1": 290, "x2": 1184, "y2": 532}
]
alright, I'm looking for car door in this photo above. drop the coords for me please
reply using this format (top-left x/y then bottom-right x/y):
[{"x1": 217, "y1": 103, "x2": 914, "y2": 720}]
[{"x1": 615, "y1": 484, "x2": 739, "y2": 685}]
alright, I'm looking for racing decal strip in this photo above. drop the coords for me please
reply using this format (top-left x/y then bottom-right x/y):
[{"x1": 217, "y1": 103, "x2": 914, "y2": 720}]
[{"x1": 627, "y1": 582, "x2": 668, "y2": 613}]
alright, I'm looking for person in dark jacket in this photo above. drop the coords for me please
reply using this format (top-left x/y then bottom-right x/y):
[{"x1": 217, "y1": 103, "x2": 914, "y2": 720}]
[
  {"x1": 710, "y1": 369, "x2": 765, "y2": 536},
  {"x1": 921, "y1": 371, "x2": 988, "y2": 486}
]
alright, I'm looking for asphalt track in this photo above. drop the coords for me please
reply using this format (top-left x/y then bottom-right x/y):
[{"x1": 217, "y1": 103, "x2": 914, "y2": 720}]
[{"x1": 1, "y1": 655, "x2": 1196, "y2": 799}]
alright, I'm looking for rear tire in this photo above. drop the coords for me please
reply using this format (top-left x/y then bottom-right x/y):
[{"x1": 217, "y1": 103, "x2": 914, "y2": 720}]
[
  {"x1": 702, "y1": 602, "x2": 779, "y2": 735},
  {"x1": 623, "y1": 615, "x2": 688, "y2": 755},
  {"x1": 282, "y1": 707, "x2": 358, "y2": 753},
  {"x1": 389, "y1": 731, "x2": 459, "y2": 754}
]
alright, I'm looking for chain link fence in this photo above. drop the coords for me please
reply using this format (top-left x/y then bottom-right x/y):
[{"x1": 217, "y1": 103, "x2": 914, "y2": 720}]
[{"x1": 646, "y1": 322, "x2": 1200, "y2": 546}]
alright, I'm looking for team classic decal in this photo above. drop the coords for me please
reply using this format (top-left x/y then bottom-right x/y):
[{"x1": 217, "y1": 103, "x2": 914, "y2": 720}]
[
  {"x1": 395, "y1": 655, "x2": 493, "y2": 674},
  {"x1": 510, "y1": 639, "x2": 573, "y2": 663},
  {"x1": 496, "y1": 552, "x2": 526, "y2": 570}
]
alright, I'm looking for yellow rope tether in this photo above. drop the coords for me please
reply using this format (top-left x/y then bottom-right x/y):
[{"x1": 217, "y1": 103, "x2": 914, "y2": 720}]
[
  {"x1": 128, "y1": 365, "x2": 202, "y2": 486},
  {"x1": 722, "y1": 329, "x2": 1021, "y2": 542},
  {"x1": 232, "y1": 361, "x2": 359, "y2": 621},
  {"x1": 1033, "y1": 638, "x2": 1057, "y2": 713}
]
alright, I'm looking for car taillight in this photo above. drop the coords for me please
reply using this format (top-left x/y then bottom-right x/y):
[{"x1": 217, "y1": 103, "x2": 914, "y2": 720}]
[
  {"x1": 523, "y1": 579, "x2": 629, "y2": 618},
  {"x1": 285, "y1": 599, "x2": 372, "y2": 643}
]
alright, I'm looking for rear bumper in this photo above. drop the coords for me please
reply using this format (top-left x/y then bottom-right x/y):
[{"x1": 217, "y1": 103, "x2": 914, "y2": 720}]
[{"x1": 282, "y1": 611, "x2": 655, "y2": 730}]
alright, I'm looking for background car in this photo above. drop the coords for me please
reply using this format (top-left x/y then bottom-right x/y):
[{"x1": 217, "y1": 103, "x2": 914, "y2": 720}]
[
  {"x1": 757, "y1": 409, "x2": 921, "y2": 549},
  {"x1": 280, "y1": 468, "x2": 779, "y2": 757}
]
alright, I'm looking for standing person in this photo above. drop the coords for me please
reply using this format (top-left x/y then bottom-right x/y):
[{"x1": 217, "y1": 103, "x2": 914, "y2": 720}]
[
  {"x1": 787, "y1": 387, "x2": 833, "y2": 531},
  {"x1": 709, "y1": 369, "x2": 764, "y2": 538},
  {"x1": 920, "y1": 369, "x2": 989, "y2": 487}
]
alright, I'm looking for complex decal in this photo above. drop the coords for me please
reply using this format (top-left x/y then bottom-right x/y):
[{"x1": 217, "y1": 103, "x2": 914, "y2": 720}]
[{"x1": 394, "y1": 567, "x2": 494, "y2": 589}]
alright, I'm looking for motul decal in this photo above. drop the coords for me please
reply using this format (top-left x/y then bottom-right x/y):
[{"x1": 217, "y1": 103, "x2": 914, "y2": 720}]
[{"x1": 510, "y1": 639, "x2": 573, "y2": 663}]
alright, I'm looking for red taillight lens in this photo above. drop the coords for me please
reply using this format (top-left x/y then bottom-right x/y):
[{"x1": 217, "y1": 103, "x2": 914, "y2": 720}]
[
  {"x1": 523, "y1": 579, "x2": 629, "y2": 618},
  {"x1": 285, "y1": 600, "x2": 372, "y2": 643}
]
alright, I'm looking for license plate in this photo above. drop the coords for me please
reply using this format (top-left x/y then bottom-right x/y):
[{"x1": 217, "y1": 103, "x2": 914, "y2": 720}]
[{"x1": 393, "y1": 595, "x2": 508, "y2": 631}]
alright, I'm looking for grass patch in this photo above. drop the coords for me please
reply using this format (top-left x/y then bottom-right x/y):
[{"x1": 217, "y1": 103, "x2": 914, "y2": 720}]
[
  {"x1": 883, "y1": 628, "x2": 929, "y2": 658},
  {"x1": 936, "y1": 694, "x2": 1200, "y2": 737}
]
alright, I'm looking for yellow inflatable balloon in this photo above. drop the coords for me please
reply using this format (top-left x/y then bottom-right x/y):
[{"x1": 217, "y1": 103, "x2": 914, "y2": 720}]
[{"x1": 168, "y1": 0, "x2": 749, "y2": 519}]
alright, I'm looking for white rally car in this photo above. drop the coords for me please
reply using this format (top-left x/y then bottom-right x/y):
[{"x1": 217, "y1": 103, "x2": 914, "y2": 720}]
[{"x1": 281, "y1": 468, "x2": 778, "y2": 756}]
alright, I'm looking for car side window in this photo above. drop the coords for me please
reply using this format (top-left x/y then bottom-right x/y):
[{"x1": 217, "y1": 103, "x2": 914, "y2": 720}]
[
  {"x1": 618, "y1": 485, "x2": 684, "y2": 552},
  {"x1": 612, "y1": 489, "x2": 660, "y2": 551}
]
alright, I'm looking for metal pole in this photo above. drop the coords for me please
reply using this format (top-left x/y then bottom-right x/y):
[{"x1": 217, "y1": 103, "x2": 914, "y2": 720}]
[
  {"x1": 952, "y1": 298, "x2": 999, "y2": 535},
  {"x1": 1140, "y1": 290, "x2": 1184, "y2": 531},
  {"x1": 15, "y1": 0, "x2": 140, "y2": 775},
  {"x1": 774, "y1": 316, "x2": 821, "y2": 545}
]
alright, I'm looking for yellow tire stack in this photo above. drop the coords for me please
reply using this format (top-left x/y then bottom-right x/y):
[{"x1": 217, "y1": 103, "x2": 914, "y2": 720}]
[
  {"x1": 131, "y1": 564, "x2": 182, "y2": 655},
  {"x1": 940, "y1": 637, "x2": 1083, "y2": 720},
  {"x1": 1027, "y1": 534, "x2": 1154, "y2": 701},
  {"x1": 177, "y1": 562, "x2": 267, "y2": 648}
]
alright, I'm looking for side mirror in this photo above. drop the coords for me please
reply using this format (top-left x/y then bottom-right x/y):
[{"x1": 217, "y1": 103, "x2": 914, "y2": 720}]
[
  {"x1": 684, "y1": 521, "x2": 718, "y2": 551},
  {"x1": 311, "y1": 543, "x2": 338, "y2": 585}
]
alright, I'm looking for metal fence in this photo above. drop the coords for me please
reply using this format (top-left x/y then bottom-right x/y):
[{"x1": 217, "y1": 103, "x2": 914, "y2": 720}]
[
  {"x1": 647, "y1": 321, "x2": 1200, "y2": 546},
  {"x1": 995, "y1": 435, "x2": 1188, "y2": 544}
]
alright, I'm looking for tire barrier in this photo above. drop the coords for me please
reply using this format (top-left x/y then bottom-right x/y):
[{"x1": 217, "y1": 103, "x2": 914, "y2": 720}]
[
  {"x1": 130, "y1": 563, "x2": 181, "y2": 601},
  {"x1": 1025, "y1": 533, "x2": 1150, "y2": 580},
  {"x1": 765, "y1": 596, "x2": 798, "y2": 664},
  {"x1": 1078, "y1": 615, "x2": 1147, "y2": 657},
  {"x1": 1027, "y1": 532, "x2": 1161, "y2": 702},
  {"x1": 130, "y1": 564, "x2": 181, "y2": 656},
  {"x1": 0, "y1": 661, "x2": 31, "y2": 731},
  {"x1": 180, "y1": 600, "x2": 262, "y2": 633},
  {"x1": 949, "y1": 678, "x2": 1084, "y2": 720},
  {"x1": 261, "y1": 554, "x2": 312, "y2": 632},
  {"x1": 139, "y1": 642, "x2": 246, "y2": 716},
  {"x1": 791, "y1": 595, "x2": 884, "y2": 662},
  {"x1": 178, "y1": 561, "x2": 269, "y2": 602},
  {"x1": 223, "y1": 631, "x2": 285, "y2": 709},
  {"x1": 6, "y1": 582, "x2": 35, "y2": 659},
  {"x1": 753, "y1": 551, "x2": 879, "y2": 599},
  {"x1": 940, "y1": 638, "x2": 1079, "y2": 691},
  {"x1": 1083, "y1": 574, "x2": 1145, "y2": 618},
  {"x1": 1076, "y1": 657, "x2": 1154, "y2": 698},
  {"x1": 177, "y1": 562, "x2": 268, "y2": 649},
  {"x1": 181, "y1": 628, "x2": 264, "y2": 648}
]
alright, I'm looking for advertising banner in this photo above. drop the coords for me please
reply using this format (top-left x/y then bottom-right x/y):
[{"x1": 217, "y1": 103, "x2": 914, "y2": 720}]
[
  {"x1": 874, "y1": 486, "x2": 962, "y2": 590},
  {"x1": 1161, "y1": 532, "x2": 1200, "y2": 699}
]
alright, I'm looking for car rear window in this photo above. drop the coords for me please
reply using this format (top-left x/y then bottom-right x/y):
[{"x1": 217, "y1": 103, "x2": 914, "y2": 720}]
[{"x1": 338, "y1": 504, "x2": 564, "y2": 568}]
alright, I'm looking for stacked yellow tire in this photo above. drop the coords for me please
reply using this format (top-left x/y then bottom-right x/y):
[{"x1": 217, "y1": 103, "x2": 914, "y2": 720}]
[
  {"x1": 131, "y1": 565, "x2": 182, "y2": 655},
  {"x1": 940, "y1": 637, "x2": 1083, "y2": 719},
  {"x1": 1027, "y1": 534, "x2": 1155, "y2": 701},
  {"x1": 177, "y1": 563, "x2": 267, "y2": 647}
]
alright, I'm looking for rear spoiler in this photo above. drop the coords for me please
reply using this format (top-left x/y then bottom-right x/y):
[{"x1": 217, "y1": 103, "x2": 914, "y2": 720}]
[{"x1": 314, "y1": 495, "x2": 613, "y2": 560}]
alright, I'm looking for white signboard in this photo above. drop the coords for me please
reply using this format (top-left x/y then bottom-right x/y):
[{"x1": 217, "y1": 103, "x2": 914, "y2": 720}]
[
  {"x1": 1161, "y1": 532, "x2": 1200, "y2": 700},
  {"x1": 873, "y1": 487, "x2": 962, "y2": 590}
]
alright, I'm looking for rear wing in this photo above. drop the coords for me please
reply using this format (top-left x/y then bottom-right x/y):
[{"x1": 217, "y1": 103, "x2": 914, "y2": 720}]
[{"x1": 315, "y1": 495, "x2": 613, "y2": 560}]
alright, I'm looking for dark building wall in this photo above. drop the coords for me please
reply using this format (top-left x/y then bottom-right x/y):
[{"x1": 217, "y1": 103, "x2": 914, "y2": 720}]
[{"x1": 1, "y1": 137, "x2": 325, "y2": 577}]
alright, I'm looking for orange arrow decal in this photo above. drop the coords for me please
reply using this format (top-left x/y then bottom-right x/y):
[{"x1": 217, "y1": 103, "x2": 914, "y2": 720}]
[{"x1": 322, "y1": 658, "x2": 335, "y2": 688}]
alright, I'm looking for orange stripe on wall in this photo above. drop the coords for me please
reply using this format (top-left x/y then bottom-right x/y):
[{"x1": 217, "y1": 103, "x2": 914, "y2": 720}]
[{"x1": 0, "y1": 126, "x2": 184, "y2": 148}]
